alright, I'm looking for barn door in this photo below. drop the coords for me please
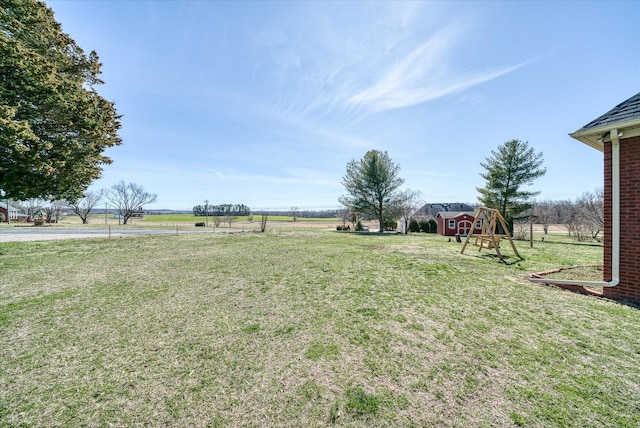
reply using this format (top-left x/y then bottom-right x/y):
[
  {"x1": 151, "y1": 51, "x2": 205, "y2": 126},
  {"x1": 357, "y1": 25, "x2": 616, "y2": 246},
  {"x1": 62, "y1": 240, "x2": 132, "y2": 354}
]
[{"x1": 458, "y1": 220, "x2": 472, "y2": 236}]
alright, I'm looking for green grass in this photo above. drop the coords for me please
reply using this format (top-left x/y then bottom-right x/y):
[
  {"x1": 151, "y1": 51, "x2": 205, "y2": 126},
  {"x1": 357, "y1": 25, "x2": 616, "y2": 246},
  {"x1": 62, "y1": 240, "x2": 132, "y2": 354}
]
[
  {"x1": 140, "y1": 213, "x2": 204, "y2": 222},
  {"x1": 1, "y1": 231, "x2": 638, "y2": 427},
  {"x1": 140, "y1": 213, "x2": 339, "y2": 223}
]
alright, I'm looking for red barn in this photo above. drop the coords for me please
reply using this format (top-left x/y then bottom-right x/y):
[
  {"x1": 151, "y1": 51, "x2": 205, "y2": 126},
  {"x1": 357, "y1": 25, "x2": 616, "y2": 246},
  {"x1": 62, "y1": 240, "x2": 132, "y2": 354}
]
[
  {"x1": 436, "y1": 211, "x2": 482, "y2": 236},
  {"x1": 566, "y1": 92, "x2": 640, "y2": 303}
]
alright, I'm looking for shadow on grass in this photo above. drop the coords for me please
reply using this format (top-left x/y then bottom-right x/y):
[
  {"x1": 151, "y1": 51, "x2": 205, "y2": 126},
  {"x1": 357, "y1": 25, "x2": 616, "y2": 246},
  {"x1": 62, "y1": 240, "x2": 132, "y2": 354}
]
[
  {"x1": 531, "y1": 239, "x2": 603, "y2": 248},
  {"x1": 473, "y1": 253, "x2": 524, "y2": 265},
  {"x1": 333, "y1": 231, "x2": 402, "y2": 237}
]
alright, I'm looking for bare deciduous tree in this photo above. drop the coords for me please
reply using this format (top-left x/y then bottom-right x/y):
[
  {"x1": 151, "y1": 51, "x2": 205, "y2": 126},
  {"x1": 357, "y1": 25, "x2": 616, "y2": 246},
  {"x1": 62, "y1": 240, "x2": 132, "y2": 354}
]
[
  {"x1": 290, "y1": 206, "x2": 299, "y2": 222},
  {"x1": 43, "y1": 200, "x2": 65, "y2": 223},
  {"x1": 19, "y1": 198, "x2": 44, "y2": 221},
  {"x1": 260, "y1": 214, "x2": 268, "y2": 232},
  {"x1": 556, "y1": 199, "x2": 579, "y2": 237},
  {"x1": 533, "y1": 199, "x2": 557, "y2": 234},
  {"x1": 513, "y1": 221, "x2": 529, "y2": 241},
  {"x1": 576, "y1": 188, "x2": 604, "y2": 239},
  {"x1": 204, "y1": 199, "x2": 210, "y2": 227},
  {"x1": 68, "y1": 190, "x2": 104, "y2": 224},
  {"x1": 337, "y1": 207, "x2": 351, "y2": 228},
  {"x1": 225, "y1": 213, "x2": 236, "y2": 228},
  {"x1": 105, "y1": 181, "x2": 157, "y2": 225},
  {"x1": 394, "y1": 188, "x2": 422, "y2": 234}
]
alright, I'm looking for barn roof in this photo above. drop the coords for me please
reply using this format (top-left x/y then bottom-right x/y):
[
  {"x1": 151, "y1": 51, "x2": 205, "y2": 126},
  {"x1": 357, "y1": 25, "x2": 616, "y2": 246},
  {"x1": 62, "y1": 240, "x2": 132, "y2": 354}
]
[
  {"x1": 436, "y1": 211, "x2": 476, "y2": 219},
  {"x1": 413, "y1": 202, "x2": 474, "y2": 218},
  {"x1": 570, "y1": 92, "x2": 640, "y2": 151}
]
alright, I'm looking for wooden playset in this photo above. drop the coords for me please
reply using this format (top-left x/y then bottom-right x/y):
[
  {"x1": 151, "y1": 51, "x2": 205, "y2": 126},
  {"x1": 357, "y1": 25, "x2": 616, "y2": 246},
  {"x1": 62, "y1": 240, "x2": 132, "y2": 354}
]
[{"x1": 460, "y1": 207, "x2": 521, "y2": 261}]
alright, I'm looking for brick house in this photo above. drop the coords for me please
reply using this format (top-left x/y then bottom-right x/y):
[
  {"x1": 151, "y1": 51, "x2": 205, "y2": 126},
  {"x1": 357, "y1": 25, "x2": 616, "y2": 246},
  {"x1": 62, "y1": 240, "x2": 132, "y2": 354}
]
[
  {"x1": 569, "y1": 92, "x2": 640, "y2": 303},
  {"x1": 436, "y1": 211, "x2": 482, "y2": 236}
]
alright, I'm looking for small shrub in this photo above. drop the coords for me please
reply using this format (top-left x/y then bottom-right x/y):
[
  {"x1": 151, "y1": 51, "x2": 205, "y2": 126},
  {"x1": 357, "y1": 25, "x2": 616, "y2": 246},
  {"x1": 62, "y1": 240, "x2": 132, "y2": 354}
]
[
  {"x1": 408, "y1": 219, "x2": 420, "y2": 233},
  {"x1": 355, "y1": 220, "x2": 364, "y2": 231},
  {"x1": 382, "y1": 218, "x2": 397, "y2": 231},
  {"x1": 513, "y1": 222, "x2": 528, "y2": 240},
  {"x1": 419, "y1": 218, "x2": 437, "y2": 233}
]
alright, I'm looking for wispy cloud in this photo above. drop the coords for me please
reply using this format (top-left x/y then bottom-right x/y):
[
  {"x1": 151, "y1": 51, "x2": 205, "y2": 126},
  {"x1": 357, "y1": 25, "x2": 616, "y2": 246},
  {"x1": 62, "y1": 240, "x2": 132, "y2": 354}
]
[
  {"x1": 346, "y1": 27, "x2": 530, "y2": 112},
  {"x1": 205, "y1": 168, "x2": 338, "y2": 187}
]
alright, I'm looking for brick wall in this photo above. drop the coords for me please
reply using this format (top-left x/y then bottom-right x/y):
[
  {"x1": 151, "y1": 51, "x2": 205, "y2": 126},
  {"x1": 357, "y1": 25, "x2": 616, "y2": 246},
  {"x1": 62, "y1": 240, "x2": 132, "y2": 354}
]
[{"x1": 603, "y1": 135, "x2": 640, "y2": 303}]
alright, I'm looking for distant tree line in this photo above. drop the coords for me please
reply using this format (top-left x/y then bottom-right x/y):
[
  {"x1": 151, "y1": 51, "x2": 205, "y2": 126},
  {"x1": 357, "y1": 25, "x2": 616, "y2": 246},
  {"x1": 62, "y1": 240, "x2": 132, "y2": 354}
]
[
  {"x1": 4, "y1": 181, "x2": 157, "y2": 225},
  {"x1": 252, "y1": 209, "x2": 340, "y2": 218},
  {"x1": 192, "y1": 204, "x2": 250, "y2": 217},
  {"x1": 527, "y1": 189, "x2": 604, "y2": 241}
]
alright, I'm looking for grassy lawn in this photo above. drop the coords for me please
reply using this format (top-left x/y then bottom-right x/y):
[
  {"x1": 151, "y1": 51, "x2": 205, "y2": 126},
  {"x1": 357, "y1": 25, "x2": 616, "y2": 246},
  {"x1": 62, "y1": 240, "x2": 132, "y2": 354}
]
[
  {"x1": 53, "y1": 213, "x2": 340, "y2": 231},
  {"x1": 140, "y1": 214, "x2": 339, "y2": 224},
  {"x1": 1, "y1": 231, "x2": 638, "y2": 427}
]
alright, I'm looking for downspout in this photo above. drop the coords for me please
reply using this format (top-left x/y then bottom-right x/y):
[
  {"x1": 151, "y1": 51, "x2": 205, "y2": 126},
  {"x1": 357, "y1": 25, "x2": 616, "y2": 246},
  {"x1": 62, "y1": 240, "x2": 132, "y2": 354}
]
[{"x1": 530, "y1": 128, "x2": 620, "y2": 288}]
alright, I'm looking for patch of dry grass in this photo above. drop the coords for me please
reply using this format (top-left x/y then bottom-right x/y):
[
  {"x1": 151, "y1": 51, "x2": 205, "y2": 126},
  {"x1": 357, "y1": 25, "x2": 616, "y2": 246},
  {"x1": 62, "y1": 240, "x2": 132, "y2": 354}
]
[{"x1": 0, "y1": 231, "x2": 638, "y2": 427}]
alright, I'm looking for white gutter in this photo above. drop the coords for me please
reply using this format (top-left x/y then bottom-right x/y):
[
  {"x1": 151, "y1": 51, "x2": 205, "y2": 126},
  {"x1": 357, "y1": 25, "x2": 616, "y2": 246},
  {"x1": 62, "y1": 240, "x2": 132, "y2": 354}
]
[{"x1": 530, "y1": 128, "x2": 620, "y2": 288}]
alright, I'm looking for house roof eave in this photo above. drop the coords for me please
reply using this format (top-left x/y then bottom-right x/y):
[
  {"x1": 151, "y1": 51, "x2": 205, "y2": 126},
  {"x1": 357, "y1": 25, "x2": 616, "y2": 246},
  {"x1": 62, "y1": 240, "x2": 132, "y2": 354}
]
[{"x1": 570, "y1": 116, "x2": 640, "y2": 151}]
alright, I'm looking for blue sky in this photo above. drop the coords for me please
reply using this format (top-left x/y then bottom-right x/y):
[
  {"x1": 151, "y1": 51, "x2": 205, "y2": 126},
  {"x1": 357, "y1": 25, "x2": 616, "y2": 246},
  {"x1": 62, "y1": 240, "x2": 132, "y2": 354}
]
[{"x1": 47, "y1": 1, "x2": 639, "y2": 211}]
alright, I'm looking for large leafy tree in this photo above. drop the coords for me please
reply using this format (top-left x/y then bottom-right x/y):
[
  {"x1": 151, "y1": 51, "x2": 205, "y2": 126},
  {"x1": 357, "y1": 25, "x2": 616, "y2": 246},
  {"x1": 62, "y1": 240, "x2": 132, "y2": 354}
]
[
  {"x1": 0, "y1": 0, "x2": 122, "y2": 201},
  {"x1": 339, "y1": 150, "x2": 404, "y2": 232},
  {"x1": 476, "y1": 139, "x2": 546, "y2": 225}
]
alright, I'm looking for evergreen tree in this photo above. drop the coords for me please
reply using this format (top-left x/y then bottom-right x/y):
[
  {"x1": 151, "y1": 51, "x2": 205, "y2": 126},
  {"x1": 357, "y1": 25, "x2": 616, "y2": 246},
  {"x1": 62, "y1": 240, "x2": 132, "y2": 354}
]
[
  {"x1": 476, "y1": 139, "x2": 546, "y2": 226},
  {"x1": 339, "y1": 150, "x2": 404, "y2": 232},
  {"x1": 0, "y1": 0, "x2": 122, "y2": 200}
]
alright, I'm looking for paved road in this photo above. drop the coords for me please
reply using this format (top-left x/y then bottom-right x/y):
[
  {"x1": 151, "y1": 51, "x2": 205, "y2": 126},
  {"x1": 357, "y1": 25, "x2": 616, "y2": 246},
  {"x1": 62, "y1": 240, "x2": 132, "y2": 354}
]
[{"x1": 0, "y1": 227, "x2": 218, "y2": 242}]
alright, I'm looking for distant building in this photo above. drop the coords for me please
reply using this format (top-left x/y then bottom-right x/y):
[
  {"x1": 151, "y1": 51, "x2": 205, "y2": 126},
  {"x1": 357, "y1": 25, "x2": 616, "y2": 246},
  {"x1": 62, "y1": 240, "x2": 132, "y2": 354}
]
[
  {"x1": 400, "y1": 202, "x2": 477, "y2": 235},
  {"x1": 0, "y1": 202, "x2": 27, "y2": 222},
  {"x1": 436, "y1": 211, "x2": 481, "y2": 236},
  {"x1": 413, "y1": 202, "x2": 475, "y2": 218}
]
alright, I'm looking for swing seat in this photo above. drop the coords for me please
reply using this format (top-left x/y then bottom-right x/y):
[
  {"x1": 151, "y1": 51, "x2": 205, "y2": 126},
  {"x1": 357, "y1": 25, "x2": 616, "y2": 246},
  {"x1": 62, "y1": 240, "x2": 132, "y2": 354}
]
[{"x1": 474, "y1": 235, "x2": 501, "y2": 249}]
